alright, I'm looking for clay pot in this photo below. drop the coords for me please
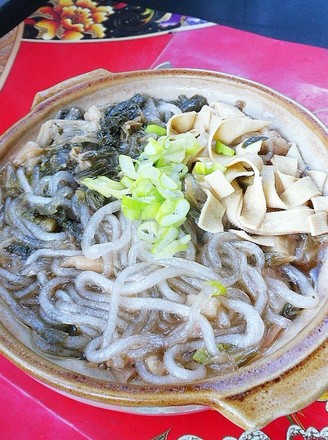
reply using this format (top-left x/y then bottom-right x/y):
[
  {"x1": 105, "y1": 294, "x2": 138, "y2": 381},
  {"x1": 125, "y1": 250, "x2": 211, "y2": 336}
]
[{"x1": 0, "y1": 69, "x2": 327, "y2": 430}]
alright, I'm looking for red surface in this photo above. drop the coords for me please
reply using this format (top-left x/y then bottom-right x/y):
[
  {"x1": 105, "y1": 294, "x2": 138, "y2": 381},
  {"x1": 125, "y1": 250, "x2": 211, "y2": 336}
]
[
  {"x1": 0, "y1": 22, "x2": 327, "y2": 440},
  {"x1": 0, "y1": 353, "x2": 327, "y2": 439},
  {"x1": 152, "y1": 25, "x2": 328, "y2": 123},
  {"x1": 0, "y1": 33, "x2": 173, "y2": 135},
  {"x1": 0, "y1": 355, "x2": 291, "y2": 440}
]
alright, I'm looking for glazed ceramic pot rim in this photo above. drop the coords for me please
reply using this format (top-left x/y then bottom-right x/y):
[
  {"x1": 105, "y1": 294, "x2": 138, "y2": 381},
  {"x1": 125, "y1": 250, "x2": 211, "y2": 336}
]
[{"x1": 0, "y1": 68, "x2": 327, "y2": 430}]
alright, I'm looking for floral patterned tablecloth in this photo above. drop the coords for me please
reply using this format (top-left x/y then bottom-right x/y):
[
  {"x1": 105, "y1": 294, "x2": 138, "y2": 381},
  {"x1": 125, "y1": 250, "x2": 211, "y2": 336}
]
[{"x1": 0, "y1": 2, "x2": 327, "y2": 439}]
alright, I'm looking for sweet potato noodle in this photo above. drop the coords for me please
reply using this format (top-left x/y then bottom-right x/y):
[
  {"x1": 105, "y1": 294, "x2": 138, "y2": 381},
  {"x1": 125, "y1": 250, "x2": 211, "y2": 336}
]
[{"x1": 0, "y1": 94, "x2": 327, "y2": 385}]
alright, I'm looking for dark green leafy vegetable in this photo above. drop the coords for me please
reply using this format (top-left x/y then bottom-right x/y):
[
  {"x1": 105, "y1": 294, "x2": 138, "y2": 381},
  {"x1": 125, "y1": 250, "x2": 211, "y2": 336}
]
[
  {"x1": 172, "y1": 94, "x2": 208, "y2": 113},
  {"x1": 281, "y1": 303, "x2": 302, "y2": 320},
  {"x1": 75, "y1": 94, "x2": 148, "y2": 180},
  {"x1": 242, "y1": 136, "x2": 268, "y2": 148},
  {"x1": 39, "y1": 94, "x2": 211, "y2": 181},
  {"x1": 55, "y1": 107, "x2": 84, "y2": 121},
  {"x1": 46, "y1": 207, "x2": 83, "y2": 242},
  {"x1": 60, "y1": 220, "x2": 83, "y2": 241},
  {"x1": 5, "y1": 242, "x2": 33, "y2": 259},
  {"x1": 2, "y1": 165, "x2": 22, "y2": 197},
  {"x1": 31, "y1": 328, "x2": 83, "y2": 357},
  {"x1": 40, "y1": 144, "x2": 74, "y2": 176},
  {"x1": 84, "y1": 189, "x2": 106, "y2": 211}
]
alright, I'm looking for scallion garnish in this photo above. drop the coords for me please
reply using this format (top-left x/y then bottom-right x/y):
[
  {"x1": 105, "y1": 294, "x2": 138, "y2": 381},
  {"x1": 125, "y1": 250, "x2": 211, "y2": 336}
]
[
  {"x1": 193, "y1": 161, "x2": 227, "y2": 175},
  {"x1": 82, "y1": 132, "x2": 201, "y2": 257},
  {"x1": 215, "y1": 141, "x2": 235, "y2": 156},
  {"x1": 192, "y1": 348, "x2": 210, "y2": 364},
  {"x1": 145, "y1": 124, "x2": 167, "y2": 136},
  {"x1": 207, "y1": 280, "x2": 227, "y2": 296}
]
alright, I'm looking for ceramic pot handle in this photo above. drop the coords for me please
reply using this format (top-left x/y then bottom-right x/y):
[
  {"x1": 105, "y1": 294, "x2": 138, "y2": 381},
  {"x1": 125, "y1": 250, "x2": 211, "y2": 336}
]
[
  {"x1": 31, "y1": 69, "x2": 113, "y2": 108},
  {"x1": 198, "y1": 338, "x2": 328, "y2": 430}
]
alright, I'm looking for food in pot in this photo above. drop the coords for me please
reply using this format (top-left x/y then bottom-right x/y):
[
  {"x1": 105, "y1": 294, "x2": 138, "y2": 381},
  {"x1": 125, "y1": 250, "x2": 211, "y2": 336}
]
[{"x1": 0, "y1": 93, "x2": 326, "y2": 384}]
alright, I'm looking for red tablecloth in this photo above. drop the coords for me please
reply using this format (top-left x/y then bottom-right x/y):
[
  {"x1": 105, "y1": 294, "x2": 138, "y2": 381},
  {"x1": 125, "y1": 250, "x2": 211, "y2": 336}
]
[{"x1": 0, "y1": 2, "x2": 327, "y2": 439}]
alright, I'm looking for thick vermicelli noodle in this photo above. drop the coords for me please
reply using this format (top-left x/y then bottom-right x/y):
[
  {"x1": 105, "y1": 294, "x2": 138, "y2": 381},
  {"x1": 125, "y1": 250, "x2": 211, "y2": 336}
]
[{"x1": 0, "y1": 93, "x2": 326, "y2": 385}]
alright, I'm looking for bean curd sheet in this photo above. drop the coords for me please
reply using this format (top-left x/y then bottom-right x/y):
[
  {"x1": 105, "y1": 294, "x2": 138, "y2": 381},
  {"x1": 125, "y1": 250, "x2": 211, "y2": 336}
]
[{"x1": 0, "y1": 93, "x2": 327, "y2": 385}]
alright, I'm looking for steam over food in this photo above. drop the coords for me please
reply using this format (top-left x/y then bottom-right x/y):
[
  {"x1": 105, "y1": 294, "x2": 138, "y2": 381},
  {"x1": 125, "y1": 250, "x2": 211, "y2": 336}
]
[{"x1": 0, "y1": 94, "x2": 327, "y2": 384}]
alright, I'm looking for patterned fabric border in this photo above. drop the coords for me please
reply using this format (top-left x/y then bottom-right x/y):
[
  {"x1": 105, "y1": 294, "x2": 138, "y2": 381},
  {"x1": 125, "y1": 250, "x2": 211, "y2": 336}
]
[{"x1": 23, "y1": 0, "x2": 210, "y2": 41}]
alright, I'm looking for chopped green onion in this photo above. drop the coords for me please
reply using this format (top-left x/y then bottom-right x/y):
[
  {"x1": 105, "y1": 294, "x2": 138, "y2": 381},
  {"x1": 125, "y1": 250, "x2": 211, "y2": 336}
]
[
  {"x1": 86, "y1": 132, "x2": 200, "y2": 257},
  {"x1": 82, "y1": 176, "x2": 129, "y2": 199},
  {"x1": 192, "y1": 348, "x2": 210, "y2": 364},
  {"x1": 151, "y1": 227, "x2": 179, "y2": 254},
  {"x1": 153, "y1": 234, "x2": 190, "y2": 258},
  {"x1": 207, "y1": 280, "x2": 227, "y2": 296},
  {"x1": 120, "y1": 176, "x2": 135, "y2": 188},
  {"x1": 193, "y1": 343, "x2": 231, "y2": 364},
  {"x1": 193, "y1": 161, "x2": 227, "y2": 175},
  {"x1": 156, "y1": 186, "x2": 183, "y2": 201},
  {"x1": 137, "y1": 163, "x2": 161, "y2": 183},
  {"x1": 159, "y1": 173, "x2": 179, "y2": 190},
  {"x1": 142, "y1": 133, "x2": 201, "y2": 166},
  {"x1": 161, "y1": 163, "x2": 188, "y2": 182},
  {"x1": 193, "y1": 162, "x2": 207, "y2": 175},
  {"x1": 159, "y1": 143, "x2": 186, "y2": 164},
  {"x1": 119, "y1": 155, "x2": 137, "y2": 180},
  {"x1": 215, "y1": 141, "x2": 235, "y2": 156},
  {"x1": 172, "y1": 133, "x2": 202, "y2": 157},
  {"x1": 121, "y1": 196, "x2": 149, "y2": 220},
  {"x1": 145, "y1": 124, "x2": 167, "y2": 136},
  {"x1": 132, "y1": 178, "x2": 155, "y2": 198},
  {"x1": 121, "y1": 208, "x2": 141, "y2": 221},
  {"x1": 141, "y1": 201, "x2": 163, "y2": 220},
  {"x1": 155, "y1": 198, "x2": 190, "y2": 227},
  {"x1": 143, "y1": 138, "x2": 162, "y2": 156},
  {"x1": 217, "y1": 343, "x2": 232, "y2": 351},
  {"x1": 155, "y1": 197, "x2": 178, "y2": 219},
  {"x1": 121, "y1": 195, "x2": 148, "y2": 210},
  {"x1": 137, "y1": 221, "x2": 161, "y2": 243}
]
